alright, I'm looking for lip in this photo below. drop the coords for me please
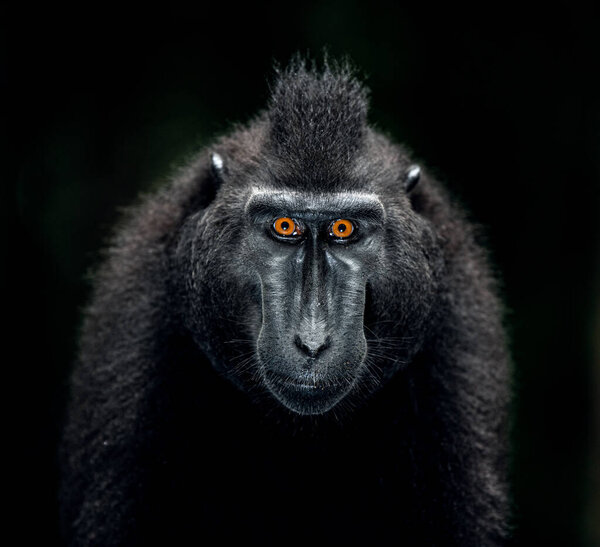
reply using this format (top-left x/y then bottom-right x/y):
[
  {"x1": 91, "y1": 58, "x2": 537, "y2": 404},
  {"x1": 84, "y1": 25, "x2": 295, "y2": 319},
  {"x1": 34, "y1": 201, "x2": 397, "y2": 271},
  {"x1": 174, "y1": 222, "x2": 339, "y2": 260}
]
[
  {"x1": 287, "y1": 382, "x2": 318, "y2": 390},
  {"x1": 263, "y1": 369, "x2": 351, "y2": 413},
  {"x1": 266, "y1": 371, "x2": 328, "y2": 393}
]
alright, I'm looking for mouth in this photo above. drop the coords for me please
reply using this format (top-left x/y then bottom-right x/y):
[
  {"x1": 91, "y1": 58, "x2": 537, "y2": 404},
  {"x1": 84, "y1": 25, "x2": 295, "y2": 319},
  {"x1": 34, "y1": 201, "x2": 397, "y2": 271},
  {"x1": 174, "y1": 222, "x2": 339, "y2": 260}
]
[
  {"x1": 266, "y1": 370, "x2": 334, "y2": 392},
  {"x1": 286, "y1": 381, "x2": 318, "y2": 390},
  {"x1": 263, "y1": 369, "x2": 353, "y2": 415}
]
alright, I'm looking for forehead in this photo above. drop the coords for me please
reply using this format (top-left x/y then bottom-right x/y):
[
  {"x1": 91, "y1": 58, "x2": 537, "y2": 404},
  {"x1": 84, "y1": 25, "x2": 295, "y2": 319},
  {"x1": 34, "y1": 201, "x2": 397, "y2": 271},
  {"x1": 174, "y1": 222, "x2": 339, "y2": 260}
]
[{"x1": 245, "y1": 188, "x2": 385, "y2": 223}]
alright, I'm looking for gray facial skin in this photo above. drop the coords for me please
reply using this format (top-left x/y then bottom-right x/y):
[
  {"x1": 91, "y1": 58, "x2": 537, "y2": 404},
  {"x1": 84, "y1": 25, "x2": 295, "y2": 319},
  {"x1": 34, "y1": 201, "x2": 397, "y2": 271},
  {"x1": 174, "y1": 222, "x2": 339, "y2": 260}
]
[{"x1": 244, "y1": 190, "x2": 386, "y2": 414}]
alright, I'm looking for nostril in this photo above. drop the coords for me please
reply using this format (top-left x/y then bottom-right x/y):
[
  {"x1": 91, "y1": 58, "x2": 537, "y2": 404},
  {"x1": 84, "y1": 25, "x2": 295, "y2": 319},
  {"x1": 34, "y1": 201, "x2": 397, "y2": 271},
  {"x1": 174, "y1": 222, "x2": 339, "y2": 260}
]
[{"x1": 294, "y1": 334, "x2": 331, "y2": 358}]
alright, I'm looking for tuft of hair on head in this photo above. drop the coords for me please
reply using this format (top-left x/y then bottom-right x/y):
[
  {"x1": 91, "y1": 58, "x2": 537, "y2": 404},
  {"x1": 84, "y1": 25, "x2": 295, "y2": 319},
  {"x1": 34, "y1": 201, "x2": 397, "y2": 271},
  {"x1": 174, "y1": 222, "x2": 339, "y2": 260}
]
[{"x1": 266, "y1": 55, "x2": 370, "y2": 186}]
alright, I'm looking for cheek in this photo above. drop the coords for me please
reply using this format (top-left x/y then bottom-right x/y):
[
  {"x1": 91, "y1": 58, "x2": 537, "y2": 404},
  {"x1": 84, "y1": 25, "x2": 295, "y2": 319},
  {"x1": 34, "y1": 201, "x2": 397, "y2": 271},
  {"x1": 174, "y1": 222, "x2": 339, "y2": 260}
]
[{"x1": 182, "y1": 241, "x2": 262, "y2": 371}]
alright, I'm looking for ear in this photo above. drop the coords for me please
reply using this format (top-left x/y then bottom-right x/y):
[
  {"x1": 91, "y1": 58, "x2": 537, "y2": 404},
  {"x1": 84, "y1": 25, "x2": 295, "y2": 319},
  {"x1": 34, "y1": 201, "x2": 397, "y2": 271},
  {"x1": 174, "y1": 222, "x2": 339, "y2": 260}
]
[
  {"x1": 210, "y1": 152, "x2": 226, "y2": 188},
  {"x1": 192, "y1": 152, "x2": 226, "y2": 210},
  {"x1": 404, "y1": 165, "x2": 421, "y2": 193}
]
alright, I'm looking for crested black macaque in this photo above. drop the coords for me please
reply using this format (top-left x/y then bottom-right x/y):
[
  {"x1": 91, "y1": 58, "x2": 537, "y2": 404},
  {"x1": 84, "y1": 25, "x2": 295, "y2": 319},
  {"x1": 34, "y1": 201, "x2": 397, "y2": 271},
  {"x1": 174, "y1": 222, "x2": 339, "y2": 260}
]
[{"x1": 60, "y1": 60, "x2": 511, "y2": 546}]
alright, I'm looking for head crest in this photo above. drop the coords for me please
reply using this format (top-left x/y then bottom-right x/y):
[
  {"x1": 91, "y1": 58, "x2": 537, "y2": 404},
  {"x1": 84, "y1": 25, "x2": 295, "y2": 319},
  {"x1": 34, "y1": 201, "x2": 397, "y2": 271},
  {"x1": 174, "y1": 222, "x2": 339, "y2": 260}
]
[{"x1": 267, "y1": 57, "x2": 370, "y2": 187}]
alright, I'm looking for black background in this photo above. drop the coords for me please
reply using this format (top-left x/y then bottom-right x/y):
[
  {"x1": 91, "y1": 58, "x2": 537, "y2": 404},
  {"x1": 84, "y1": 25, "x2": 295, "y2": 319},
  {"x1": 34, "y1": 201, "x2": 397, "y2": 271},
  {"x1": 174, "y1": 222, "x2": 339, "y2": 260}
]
[{"x1": 4, "y1": 3, "x2": 599, "y2": 545}]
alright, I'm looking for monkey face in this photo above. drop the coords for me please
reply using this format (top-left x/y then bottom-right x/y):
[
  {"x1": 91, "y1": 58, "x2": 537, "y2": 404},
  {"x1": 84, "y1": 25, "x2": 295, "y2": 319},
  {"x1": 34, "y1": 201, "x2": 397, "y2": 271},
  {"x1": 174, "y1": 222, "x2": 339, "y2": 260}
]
[
  {"x1": 177, "y1": 162, "x2": 442, "y2": 416},
  {"x1": 242, "y1": 189, "x2": 386, "y2": 415}
]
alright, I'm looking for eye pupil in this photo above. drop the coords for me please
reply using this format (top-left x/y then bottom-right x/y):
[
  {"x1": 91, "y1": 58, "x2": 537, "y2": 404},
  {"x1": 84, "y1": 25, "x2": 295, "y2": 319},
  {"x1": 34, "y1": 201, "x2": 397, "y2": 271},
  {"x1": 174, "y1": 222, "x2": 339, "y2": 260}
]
[
  {"x1": 281, "y1": 221, "x2": 290, "y2": 231},
  {"x1": 338, "y1": 224, "x2": 346, "y2": 233}
]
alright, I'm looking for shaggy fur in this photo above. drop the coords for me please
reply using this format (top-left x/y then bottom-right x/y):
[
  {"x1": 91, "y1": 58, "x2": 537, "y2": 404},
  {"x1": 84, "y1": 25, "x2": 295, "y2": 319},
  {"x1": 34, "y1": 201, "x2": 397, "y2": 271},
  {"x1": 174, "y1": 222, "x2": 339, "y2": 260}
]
[{"x1": 60, "y1": 59, "x2": 511, "y2": 545}]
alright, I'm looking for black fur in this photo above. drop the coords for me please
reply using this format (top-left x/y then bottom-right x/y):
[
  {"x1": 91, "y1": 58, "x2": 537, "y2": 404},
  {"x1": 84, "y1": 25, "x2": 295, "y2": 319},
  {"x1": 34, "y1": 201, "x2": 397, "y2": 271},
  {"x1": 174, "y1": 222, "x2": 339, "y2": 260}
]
[{"x1": 60, "y1": 59, "x2": 511, "y2": 545}]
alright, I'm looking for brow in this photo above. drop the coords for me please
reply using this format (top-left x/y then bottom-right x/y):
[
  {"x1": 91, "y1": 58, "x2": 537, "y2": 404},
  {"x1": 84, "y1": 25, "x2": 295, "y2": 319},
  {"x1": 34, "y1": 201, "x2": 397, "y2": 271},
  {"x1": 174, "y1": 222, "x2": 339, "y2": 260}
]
[{"x1": 245, "y1": 189, "x2": 386, "y2": 223}]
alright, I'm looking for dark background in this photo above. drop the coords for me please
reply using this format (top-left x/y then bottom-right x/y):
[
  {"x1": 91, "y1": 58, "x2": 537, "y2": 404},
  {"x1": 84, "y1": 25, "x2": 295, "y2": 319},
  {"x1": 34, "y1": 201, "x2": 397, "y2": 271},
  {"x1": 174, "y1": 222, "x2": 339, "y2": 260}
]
[{"x1": 4, "y1": 3, "x2": 599, "y2": 545}]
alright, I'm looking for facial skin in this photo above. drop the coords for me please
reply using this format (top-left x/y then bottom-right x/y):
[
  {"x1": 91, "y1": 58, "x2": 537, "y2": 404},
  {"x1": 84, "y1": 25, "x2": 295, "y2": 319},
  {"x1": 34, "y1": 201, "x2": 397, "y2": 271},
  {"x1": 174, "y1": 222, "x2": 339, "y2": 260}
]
[{"x1": 243, "y1": 189, "x2": 386, "y2": 414}]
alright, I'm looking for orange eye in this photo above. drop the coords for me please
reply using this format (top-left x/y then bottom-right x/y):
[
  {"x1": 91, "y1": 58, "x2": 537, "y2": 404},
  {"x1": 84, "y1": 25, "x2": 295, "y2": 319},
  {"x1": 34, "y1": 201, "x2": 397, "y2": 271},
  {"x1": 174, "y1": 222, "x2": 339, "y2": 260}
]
[
  {"x1": 273, "y1": 217, "x2": 302, "y2": 237},
  {"x1": 330, "y1": 219, "x2": 355, "y2": 239}
]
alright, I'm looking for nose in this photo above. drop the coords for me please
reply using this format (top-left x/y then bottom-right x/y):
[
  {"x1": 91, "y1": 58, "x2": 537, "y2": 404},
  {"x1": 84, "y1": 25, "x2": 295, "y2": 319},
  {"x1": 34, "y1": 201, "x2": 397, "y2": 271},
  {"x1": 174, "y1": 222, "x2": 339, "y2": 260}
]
[{"x1": 294, "y1": 334, "x2": 331, "y2": 359}]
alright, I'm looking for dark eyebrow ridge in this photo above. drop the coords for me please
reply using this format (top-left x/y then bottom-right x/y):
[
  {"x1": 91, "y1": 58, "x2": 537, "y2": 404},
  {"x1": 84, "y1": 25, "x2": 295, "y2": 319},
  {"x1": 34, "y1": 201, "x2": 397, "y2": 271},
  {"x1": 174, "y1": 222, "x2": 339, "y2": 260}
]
[{"x1": 245, "y1": 189, "x2": 385, "y2": 223}]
